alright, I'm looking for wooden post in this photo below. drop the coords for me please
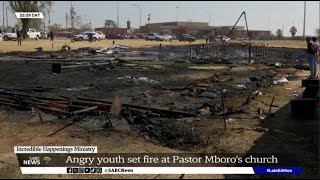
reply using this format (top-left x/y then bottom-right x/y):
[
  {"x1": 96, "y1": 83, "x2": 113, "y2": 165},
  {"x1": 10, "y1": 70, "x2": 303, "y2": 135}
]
[
  {"x1": 245, "y1": 45, "x2": 247, "y2": 59},
  {"x1": 221, "y1": 93, "x2": 227, "y2": 131},
  {"x1": 266, "y1": 96, "x2": 275, "y2": 121},
  {"x1": 39, "y1": 112, "x2": 43, "y2": 123},
  {"x1": 189, "y1": 44, "x2": 192, "y2": 60},
  {"x1": 248, "y1": 44, "x2": 252, "y2": 63},
  {"x1": 159, "y1": 43, "x2": 162, "y2": 56},
  {"x1": 266, "y1": 44, "x2": 269, "y2": 57}
]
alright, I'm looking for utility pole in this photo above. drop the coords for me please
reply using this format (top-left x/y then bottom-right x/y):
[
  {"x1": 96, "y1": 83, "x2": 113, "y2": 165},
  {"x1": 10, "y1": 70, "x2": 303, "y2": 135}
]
[
  {"x1": 303, "y1": 1, "x2": 306, "y2": 40},
  {"x1": 48, "y1": 12, "x2": 51, "y2": 28},
  {"x1": 176, "y1": 6, "x2": 179, "y2": 22},
  {"x1": 132, "y1": 4, "x2": 141, "y2": 32},
  {"x1": 66, "y1": 12, "x2": 68, "y2": 28},
  {"x1": 3, "y1": 1, "x2": 4, "y2": 28},
  {"x1": 117, "y1": 1, "x2": 119, "y2": 28},
  {"x1": 6, "y1": 6, "x2": 8, "y2": 28},
  {"x1": 268, "y1": 16, "x2": 270, "y2": 31}
]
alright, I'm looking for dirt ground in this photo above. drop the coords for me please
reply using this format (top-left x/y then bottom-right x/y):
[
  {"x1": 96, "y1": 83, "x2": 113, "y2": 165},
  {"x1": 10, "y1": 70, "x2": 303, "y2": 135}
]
[
  {"x1": 0, "y1": 39, "x2": 307, "y2": 53},
  {"x1": 0, "y1": 44, "x2": 319, "y2": 179},
  {"x1": 0, "y1": 39, "x2": 206, "y2": 53}
]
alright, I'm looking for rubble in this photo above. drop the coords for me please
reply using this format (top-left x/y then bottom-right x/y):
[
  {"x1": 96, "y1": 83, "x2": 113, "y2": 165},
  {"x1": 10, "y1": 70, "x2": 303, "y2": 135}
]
[
  {"x1": 273, "y1": 76, "x2": 289, "y2": 85},
  {"x1": 117, "y1": 76, "x2": 159, "y2": 84}
]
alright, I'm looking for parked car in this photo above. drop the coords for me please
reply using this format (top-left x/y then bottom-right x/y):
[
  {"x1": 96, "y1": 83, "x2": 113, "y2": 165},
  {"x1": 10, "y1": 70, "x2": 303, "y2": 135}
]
[
  {"x1": 40, "y1": 32, "x2": 48, "y2": 39},
  {"x1": 162, "y1": 34, "x2": 172, "y2": 41},
  {"x1": 73, "y1": 32, "x2": 99, "y2": 41},
  {"x1": 123, "y1": 34, "x2": 130, "y2": 39},
  {"x1": 96, "y1": 31, "x2": 105, "y2": 40},
  {"x1": 128, "y1": 34, "x2": 138, "y2": 39},
  {"x1": 0, "y1": 28, "x2": 17, "y2": 41},
  {"x1": 107, "y1": 34, "x2": 124, "y2": 40},
  {"x1": 177, "y1": 34, "x2": 196, "y2": 42},
  {"x1": 26, "y1": 28, "x2": 41, "y2": 40},
  {"x1": 215, "y1": 35, "x2": 231, "y2": 42},
  {"x1": 171, "y1": 34, "x2": 177, "y2": 40},
  {"x1": 144, "y1": 33, "x2": 164, "y2": 41},
  {"x1": 240, "y1": 37, "x2": 250, "y2": 40}
]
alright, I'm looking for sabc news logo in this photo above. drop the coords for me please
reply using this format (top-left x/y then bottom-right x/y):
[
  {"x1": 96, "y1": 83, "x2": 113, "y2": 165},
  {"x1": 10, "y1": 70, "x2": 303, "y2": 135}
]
[{"x1": 23, "y1": 156, "x2": 51, "y2": 165}]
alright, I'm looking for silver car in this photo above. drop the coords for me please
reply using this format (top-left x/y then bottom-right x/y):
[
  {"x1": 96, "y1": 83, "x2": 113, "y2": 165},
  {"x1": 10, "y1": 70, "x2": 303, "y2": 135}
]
[
  {"x1": 73, "y1": 32, "x2": 99, "y2": 41},
  {"x1": 40, "y1": 32, "x2": 48, "y2": 39}
]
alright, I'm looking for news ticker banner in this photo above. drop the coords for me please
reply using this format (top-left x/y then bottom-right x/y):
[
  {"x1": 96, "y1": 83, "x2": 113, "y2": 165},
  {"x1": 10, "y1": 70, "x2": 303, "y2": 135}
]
[{"x1": 15, "y1": 146, "x2": 302, "y2": 175}]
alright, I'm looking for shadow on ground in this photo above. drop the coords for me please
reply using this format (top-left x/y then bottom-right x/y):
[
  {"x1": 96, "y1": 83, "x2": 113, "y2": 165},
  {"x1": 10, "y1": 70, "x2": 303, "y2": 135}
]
[{"x1": 225, "y1": 101, "x2": 319, "y2": 179}]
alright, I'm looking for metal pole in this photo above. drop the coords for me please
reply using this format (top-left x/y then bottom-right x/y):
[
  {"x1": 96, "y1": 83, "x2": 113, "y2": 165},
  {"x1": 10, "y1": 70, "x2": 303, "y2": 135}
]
[
  {"x1": 49, "y1": 13, "x2": 51, "y2": 28},
  {"x1": 221, "y1": 93, "x2": 226, "y2": 131},
  {"x1": 176, "y1": 6, "x2": 179, "y2": 22},
  {"x1": 303, "y1": 1, "x2": 306, "y2": 40},
  {"x1": 117, "y1": 1, "x2": 119, "y2": 28},
  {"x1": 6, "y1": 7, "x2": 8, "y2": 28},
  {"x1": 139, "y1": 7, "x2": 141, "y2": 32},
  {"x1": 223, "y1": 11, "x2": 244, "y2": 45},
  {"x1": 2, "y1": 1, "x2": 4, "y2": 28},
  {"x1": 66, "y1": 12, "x2": 68, "y2": 28}
]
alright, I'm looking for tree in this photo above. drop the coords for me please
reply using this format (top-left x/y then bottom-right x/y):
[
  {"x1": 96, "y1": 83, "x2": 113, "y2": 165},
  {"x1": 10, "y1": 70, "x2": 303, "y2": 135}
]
[
  {"x1": 68, "y1": 6, "x2": 81, "y2": 29},
  {"x1": 276, "y1": 29, "x2": 283, "y2": 40},
  {"x1": 290, "y1": 26, "x2": 297, "y2": 39},
  {"x1": 8, "y1": 1, "x2": 53, "y2": 38},
  {"x1": 79, "y1": 22, "x2": 92, "y2": 32},
  {"x1": 104, "y1": 20, "x2": 116, "y2": 28}
]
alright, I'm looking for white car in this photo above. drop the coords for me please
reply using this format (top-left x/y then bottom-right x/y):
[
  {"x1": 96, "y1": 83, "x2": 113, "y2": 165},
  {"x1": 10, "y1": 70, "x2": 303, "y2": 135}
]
[
  {"x1": 144, "y1": 33, "x2": 163, "y2": 41},
  {"x1": 215, "y1": 35, "x2": 231, "y2": 42},
  {"x1": 73, "y1": 32, "x2": 99, "y2": 41},
  {"x1": 96, "y1": 31, "x2": 105, "y2": 40},
  {"x1": 27, "y1": 28, "x2": 41, "y2": 40},
  {"x1": 0, "y1": 28, "x2": 17, "y2": 41},
  {"x1": 162, "y1": 34, "x2": 172, "y2": 41}
]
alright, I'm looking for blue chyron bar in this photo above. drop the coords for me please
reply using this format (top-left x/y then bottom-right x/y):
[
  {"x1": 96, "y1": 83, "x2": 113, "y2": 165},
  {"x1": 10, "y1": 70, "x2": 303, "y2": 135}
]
[{"x1": 253, "y1": 167, "x2": 302, "y2": 174}]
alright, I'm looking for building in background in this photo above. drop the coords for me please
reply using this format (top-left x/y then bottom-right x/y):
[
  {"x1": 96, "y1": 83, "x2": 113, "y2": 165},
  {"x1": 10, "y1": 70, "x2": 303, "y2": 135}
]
[
  {"x1": 55, "y1": 28, "x2": 81, "y2": 38},
  {"x1": 139, "y1": 21, "x2": 271, "y2": 39},
  {"x1": 233, "y1": 30, "x2": 272, "y2": 39},
  {"x1": 140, "y1": 21, "x2": 211, "y2": 36}
]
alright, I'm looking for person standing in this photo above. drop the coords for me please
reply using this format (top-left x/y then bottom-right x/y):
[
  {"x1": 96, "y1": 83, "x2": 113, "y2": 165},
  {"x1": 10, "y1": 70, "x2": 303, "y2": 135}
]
[
  {"x1": 88, "y1": 33, "x2": 93, "y2": 43},
  {"x1": 50, "y1": 31, "x2": 54, "y2": 42},
  {"x1": 297, "y1": 37, "x2": 317, "y2": 78},
  {"x1": 312, "y1": 37, "x2": 319, "y2": 78},
  {"x1": 16, "y1": 27, "x2": 22, "y2": 46}
]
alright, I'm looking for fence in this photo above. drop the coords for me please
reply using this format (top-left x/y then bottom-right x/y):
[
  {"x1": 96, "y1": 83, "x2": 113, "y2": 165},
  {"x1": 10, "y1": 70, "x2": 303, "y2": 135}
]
[{"x1": 143, "y1": 42, "x2": 269, "y2": 63}]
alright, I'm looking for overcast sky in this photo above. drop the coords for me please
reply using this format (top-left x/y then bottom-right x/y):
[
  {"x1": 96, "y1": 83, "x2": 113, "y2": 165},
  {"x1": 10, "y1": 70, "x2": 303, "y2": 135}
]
[{"x1": 1, "y1": 1, "x2": 319, "y2": 36}]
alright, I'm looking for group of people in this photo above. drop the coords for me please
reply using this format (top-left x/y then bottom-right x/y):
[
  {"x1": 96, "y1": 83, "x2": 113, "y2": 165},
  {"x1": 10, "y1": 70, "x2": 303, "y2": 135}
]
[
  {"x1": 15, "y1": 27, "x2": 55, "y2": 46},
  {"x1": 297, "y1": 36, "x2": 319, "y2": 78}
]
